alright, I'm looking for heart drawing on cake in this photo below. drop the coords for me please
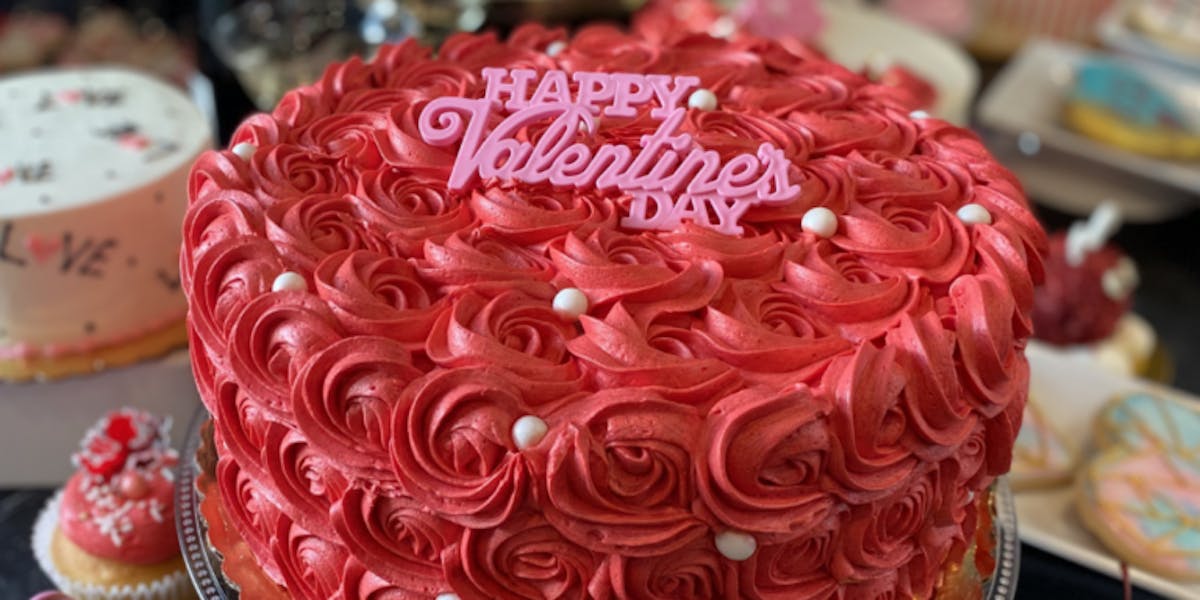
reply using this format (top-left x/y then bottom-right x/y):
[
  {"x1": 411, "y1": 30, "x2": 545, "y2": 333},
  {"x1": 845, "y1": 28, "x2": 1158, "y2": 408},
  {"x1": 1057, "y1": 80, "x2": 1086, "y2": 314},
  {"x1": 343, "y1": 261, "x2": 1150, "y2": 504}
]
[
  {"x1": 24, "y1": 233, "x2": 61, "y2": 264},
  {"x1": 55, "y1": 89, "x2": 82, "y2": 105},
  {"x1": 118, "y1": 133, "x2": 150, "y2": 151}
]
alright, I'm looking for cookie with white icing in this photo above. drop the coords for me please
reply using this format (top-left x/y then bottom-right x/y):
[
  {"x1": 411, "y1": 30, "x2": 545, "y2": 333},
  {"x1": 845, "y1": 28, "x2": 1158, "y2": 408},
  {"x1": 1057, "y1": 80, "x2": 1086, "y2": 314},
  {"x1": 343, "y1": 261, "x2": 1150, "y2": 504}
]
[
  {"x1": 0, "y1": 68, "x2": 210, "y2": 381},
  {"x1": 1076, "y1": 391, "x2": 1200, "y2": 581},
  {"x1": 1010, "y1": 396, "x2": 1076, "y2": 490}
]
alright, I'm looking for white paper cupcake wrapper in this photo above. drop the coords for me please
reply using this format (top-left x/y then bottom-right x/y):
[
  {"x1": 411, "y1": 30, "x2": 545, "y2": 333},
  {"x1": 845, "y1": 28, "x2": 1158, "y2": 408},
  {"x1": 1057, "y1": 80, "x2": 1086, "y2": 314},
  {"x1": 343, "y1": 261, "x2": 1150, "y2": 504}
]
[{"x1": 32, "y1": 491, "x2": 195, "y2": 600}]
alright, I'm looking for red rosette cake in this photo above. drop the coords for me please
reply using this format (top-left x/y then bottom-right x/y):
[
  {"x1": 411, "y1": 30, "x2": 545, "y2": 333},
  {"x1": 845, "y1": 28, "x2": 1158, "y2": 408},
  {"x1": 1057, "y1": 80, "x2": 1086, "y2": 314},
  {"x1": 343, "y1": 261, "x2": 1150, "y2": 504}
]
[{"x1": 183, "y1": 22, "x2": 1045, "y2": 600}]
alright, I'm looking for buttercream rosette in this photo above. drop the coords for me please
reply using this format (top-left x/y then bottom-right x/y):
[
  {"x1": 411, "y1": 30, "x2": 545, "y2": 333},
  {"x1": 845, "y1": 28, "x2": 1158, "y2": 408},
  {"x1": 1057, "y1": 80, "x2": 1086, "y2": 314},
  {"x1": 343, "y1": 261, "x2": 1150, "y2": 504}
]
[{"x1": 183, "y1": 16, "x2": 1044, "y2": 600}]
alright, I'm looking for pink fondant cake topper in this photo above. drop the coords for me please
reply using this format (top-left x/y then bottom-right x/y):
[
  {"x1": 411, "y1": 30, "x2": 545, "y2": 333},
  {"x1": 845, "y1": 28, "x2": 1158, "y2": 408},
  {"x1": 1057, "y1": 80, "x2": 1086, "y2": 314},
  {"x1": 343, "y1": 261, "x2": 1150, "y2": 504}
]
[{"x1": 418, "y1": 68, "x2": 801, "y2": 235}]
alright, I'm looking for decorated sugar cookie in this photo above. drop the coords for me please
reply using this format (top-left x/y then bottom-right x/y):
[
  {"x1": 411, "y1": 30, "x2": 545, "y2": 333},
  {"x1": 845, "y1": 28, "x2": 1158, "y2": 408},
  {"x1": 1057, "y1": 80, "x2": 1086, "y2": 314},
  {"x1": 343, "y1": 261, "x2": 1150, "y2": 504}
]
[
  {"x1": 1064, "y1": 58, "x2": 1200, "y2": 160},
  {"x1": 1011, "y1": 397, "x2": 1076, "y2": 490},
  {"x1": 1076, "y1": 391, "x2": 1200, "y2": 581},
  {"x1": 1092, "y1": 391, "x2": 1200, "y2": 454},
  {"x1": 1077, "y1": 448, "x2": 1200, "y2": 581}
]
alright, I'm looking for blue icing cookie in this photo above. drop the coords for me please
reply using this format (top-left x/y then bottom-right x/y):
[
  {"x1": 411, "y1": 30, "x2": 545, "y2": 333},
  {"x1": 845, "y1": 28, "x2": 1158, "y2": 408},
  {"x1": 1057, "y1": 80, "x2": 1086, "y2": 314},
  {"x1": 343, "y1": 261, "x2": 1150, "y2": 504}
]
[
  {"x1": 1077, "y1": 447, "x2": 1200, "y2": 580},
  {"x1": 1142, "y1": 492, "x2": 1200, "y2": 551},
  {"x1": 1072, "y1": 58, "x2": 1190, "y2": 130},
  {"x1": 1095, "y1": 392, "x2": 1200, "y2": 454}
]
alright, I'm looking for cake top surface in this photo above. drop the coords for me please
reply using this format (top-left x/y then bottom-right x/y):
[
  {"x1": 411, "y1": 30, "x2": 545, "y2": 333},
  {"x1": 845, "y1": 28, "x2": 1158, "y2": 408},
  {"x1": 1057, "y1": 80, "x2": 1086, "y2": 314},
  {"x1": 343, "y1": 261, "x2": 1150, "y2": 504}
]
[
  {"x1": 185, "y1": 23, "x2": 1046, "y2": 599},
  {"x1": 0, "y1": 67, "x2": 210, "y2": 218}
]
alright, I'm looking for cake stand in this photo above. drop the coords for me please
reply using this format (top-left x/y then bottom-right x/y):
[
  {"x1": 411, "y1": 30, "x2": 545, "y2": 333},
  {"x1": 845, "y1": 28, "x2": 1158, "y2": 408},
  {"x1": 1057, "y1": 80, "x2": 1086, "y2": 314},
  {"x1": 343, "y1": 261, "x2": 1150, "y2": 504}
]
[
  {"x1": 176, "y1": 408, "x2": 230, "y2": 600},
  {"x1": 177, "y1": 406, "x2": 1021, "y2": 600}
]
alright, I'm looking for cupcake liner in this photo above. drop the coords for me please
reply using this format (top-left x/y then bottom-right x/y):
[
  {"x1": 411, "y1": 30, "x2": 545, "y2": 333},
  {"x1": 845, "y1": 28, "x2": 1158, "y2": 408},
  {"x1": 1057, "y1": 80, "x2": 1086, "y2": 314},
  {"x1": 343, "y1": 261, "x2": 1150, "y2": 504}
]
[{"x1": 33, "y1": 491, "x2": 195, "y2": 600}]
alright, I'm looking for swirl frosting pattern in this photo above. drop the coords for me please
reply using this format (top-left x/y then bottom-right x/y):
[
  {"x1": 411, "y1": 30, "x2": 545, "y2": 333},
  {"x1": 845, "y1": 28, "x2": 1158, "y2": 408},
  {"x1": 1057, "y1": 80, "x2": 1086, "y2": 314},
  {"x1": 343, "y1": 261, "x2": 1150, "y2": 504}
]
[{"x1": 184, "y1": 20, "x2": 1044, "y2": 600}]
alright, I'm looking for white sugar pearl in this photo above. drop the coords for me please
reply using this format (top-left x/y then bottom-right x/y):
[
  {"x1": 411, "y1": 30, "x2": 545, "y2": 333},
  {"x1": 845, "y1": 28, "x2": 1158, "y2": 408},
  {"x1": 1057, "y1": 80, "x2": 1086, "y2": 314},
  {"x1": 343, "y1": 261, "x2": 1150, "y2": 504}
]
[
  {"x1": 232, "y1": 142, "x2": 258, "y2": 161},
  {"x1": 801, "y1": 207, "x2": 838, "y2": 238},
  {"x1": 865, "y1": 51, "x2": 894, "y2": 79},
  {"x1": 272, "y1": 271, "x2": 308, "y2": 293},
  {"x1": 1101, "y1": 268, "x2": 1126, "y2": 301},
  {"x1": 709, "y1": 16, "x2": 737, "y2": 39},
  {"x1": 1017, "y1": 131, "x2": 1041, "y2": 156},
  {"x1": 512, "y1": 415, "x2": 549, "y2": 450},
  {"x1": 436, "y1": 594, "x2": 461, "y2": 600},
  {"x1": 715, "y1": 530, "x2": 757, "y2": 561},
  {"x1": 553, "y1": 287, "x2": 589, "y2": 320},
  {"x1": 1102, "y1": 256, "x2": 1139, "y2": 301},
  {"x1": 956, "y1": 203, "x2": 992, "y2": 225},
  {"x1": 546, "y1": 40, "x2": 567, "y2": 57},
  {"x1": 687, "y1": 88, "x2": 718, "y2": 112},
  {"x1": 909, "y1": 110, "x2": 930, "y2": 119}
]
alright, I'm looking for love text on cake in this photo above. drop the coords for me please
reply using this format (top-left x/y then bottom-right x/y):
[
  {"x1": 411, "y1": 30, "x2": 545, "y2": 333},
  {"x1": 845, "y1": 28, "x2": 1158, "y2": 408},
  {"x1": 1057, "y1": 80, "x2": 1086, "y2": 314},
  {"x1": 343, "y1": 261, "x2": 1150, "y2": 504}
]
[{"x1": 418, "y1": 68, "x2": 801, "y2": 235}]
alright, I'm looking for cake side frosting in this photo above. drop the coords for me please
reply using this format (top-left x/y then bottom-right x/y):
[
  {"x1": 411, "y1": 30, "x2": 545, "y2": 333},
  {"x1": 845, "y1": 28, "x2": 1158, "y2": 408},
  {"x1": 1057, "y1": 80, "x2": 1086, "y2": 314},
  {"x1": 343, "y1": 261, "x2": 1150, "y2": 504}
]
[
  {"x1": 184, "y1": 24, "x2": 1044, "y2": 600},
  {"x1": 0, "y1": 68, "x2": 209, "y2": 359}
]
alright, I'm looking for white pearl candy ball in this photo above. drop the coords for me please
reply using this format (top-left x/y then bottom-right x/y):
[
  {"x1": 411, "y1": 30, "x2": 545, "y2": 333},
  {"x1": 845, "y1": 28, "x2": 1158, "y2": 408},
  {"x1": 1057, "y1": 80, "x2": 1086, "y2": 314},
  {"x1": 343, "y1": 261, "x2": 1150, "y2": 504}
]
[
  {"x1": 715, "y1": 530, "x2": 757, "y2": 561},
  {"x1": 1017, "y1": 131, "x2": 1041, "y2": 156},
  {"x1": 687, "y1": 88, "x2": 718, "y2": 112},
  {"x1": 956, "y1": 203, "x2": 992, "y2": 225},
  {"x1": 801, "y1": 207, "x2": 838, "y2": 238},
  {"x1": 272, "y1": 271, "x2": 308, "y2": 293},
  {"x1": 1102, "y1": 256, "x2": 1139, "y2": 301},
  {"x1": 553, "y1": 287, "x2": 589, "y2": 320},
  {"x1": 232, "y1": 142, "x2": 258, "y2": 161},
  {"x1": 435, "y1": 594, "x2": 461, "y2": 600},
  {"x1": 512, "y1": 415, "x2": 549, "y2": 450},
  {"x1": 709, "y1": 16, "x2": 737, "y2": 39},
  {"x1": 546, "y1": 40, "x2": 567, "y2": 57}
]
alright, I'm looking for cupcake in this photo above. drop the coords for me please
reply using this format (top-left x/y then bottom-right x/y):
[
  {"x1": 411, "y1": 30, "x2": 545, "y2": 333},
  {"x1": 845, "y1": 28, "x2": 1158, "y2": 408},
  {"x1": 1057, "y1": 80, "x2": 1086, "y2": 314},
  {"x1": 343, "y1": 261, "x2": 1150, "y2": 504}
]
[
  {"x1": 32, "y1": 409, "x2": 194, "y2": 600},
  {"x1": 1031, "y1": 203, "x2": 1157, "y2": 377}
]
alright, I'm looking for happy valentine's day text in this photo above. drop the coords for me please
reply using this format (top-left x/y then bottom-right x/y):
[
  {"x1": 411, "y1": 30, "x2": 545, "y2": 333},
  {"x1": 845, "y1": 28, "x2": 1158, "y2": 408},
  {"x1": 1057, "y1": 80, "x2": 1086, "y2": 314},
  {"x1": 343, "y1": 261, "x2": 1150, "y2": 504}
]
[{"x1": 417, "y1": 68, "x2": 801, "y2": 235}]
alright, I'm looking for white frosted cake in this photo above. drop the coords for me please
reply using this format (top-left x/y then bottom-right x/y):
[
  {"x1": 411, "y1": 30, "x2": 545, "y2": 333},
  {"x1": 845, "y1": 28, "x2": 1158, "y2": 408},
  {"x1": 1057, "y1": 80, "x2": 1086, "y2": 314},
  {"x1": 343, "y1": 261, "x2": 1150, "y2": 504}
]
[{"x1": 0, "y1": 68, "x2": 210, "y2": 380}]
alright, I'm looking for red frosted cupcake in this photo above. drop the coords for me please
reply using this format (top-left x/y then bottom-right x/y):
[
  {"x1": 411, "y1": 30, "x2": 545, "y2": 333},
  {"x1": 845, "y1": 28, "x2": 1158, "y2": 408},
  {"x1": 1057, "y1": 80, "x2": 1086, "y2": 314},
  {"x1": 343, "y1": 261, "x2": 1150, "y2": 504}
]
[
  {"x1": 32, "y1": 409, "x2": 194, "y2": 600},
  {"x1": 1032, "y1": 204, "x2": 1155, "y2": 376}
]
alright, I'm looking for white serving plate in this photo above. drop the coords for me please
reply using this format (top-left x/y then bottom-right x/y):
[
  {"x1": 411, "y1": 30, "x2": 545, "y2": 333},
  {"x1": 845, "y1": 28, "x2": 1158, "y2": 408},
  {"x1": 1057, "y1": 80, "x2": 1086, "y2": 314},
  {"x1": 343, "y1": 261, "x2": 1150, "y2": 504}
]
[
  {"x1": 0, "y1": 349, "x2": 200, "y2": 486},
  {"x1": 1020, "y1": 341, "x2": 1200, "y2": 599},
  {"x1": 820, "y1": 1, "x2": 979, "y2": 125},
  {"x1": 1098, "y1": 0, "x2": 1200, "y2": 75},
  {"x1": 976, "y1": 40, "x2": 1200, "y2": 223}
]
